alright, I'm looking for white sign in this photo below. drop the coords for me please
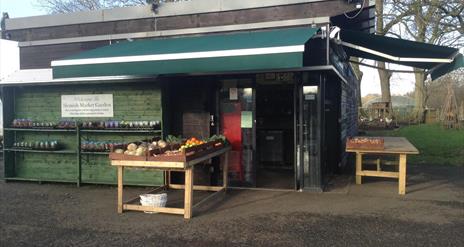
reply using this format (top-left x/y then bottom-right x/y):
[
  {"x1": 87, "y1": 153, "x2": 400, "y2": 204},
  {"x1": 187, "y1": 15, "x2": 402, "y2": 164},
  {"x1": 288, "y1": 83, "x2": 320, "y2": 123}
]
[
  {"x1": 305, "y1": 94, "x2": 316, "y2": 100},
  {"x1": 61, "y1": 94, "x2": 113, "y2": 117},
  {"x1": 229, "y1": 88, "x2": 238, "y2": 100}
]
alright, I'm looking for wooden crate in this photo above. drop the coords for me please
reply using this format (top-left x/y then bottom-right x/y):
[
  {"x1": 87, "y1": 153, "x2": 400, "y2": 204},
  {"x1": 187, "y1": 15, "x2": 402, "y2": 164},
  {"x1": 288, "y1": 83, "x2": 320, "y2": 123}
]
[
  {"x1": 108, "y1": 152, "x2": 147, "y2": 161},
  {"x1": 109, "y1": 141, "x2": 225, "y2": 162},
  {"x1": 346, "y1": 137, "x2": 385, "y2": 150},
  {"x1": 147, "y1": 141, "x2": 223, "y2": 162}
]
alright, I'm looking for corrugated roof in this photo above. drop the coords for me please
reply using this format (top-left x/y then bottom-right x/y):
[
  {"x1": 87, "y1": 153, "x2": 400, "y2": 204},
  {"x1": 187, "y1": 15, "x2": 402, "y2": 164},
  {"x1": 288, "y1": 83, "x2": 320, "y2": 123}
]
[{"x1": 0, "y1": 69, "x2": 53, "y2": 84}]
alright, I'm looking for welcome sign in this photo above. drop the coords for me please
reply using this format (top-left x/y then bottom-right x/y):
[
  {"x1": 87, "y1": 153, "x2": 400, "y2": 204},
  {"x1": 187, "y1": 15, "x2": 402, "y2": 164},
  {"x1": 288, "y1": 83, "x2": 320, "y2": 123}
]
[{"x1": 61, "y1": 94, "x2": 114, "y2": 117}]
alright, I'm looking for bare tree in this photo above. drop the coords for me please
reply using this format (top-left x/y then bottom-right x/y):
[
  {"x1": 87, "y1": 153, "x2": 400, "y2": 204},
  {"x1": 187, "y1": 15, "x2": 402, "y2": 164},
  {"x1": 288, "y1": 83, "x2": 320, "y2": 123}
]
[
  {"x1": 385, "y1": 0, "x2": 464, "y2": 122},
  {"x1": 374, "y1": 0, "x2": 416, "y2": 115},
  {"x1": 375, "y1": 0, "x2": 392, "y2": 110}
]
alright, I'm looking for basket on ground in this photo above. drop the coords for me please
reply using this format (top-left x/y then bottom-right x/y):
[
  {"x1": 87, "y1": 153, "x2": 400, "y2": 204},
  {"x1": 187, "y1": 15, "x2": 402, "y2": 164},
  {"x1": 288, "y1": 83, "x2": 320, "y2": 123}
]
[{"x1": 140, "y1": 193, "x2": 167, "y2": 208}]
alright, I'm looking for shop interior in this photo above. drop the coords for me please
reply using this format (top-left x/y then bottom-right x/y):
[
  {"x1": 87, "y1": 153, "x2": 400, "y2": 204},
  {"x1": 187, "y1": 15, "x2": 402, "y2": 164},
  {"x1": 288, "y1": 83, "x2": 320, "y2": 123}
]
[{"x1": 255, "y1": 84, "x2": 295, "y2": 189}]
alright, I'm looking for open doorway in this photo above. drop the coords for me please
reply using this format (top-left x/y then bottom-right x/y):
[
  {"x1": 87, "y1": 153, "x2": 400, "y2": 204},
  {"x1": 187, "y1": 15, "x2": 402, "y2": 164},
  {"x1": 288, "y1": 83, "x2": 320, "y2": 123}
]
[
  {"x1": 219, "y1": 78, "x2": 296, "y2": 190},
  {"x1": 255, "y1": 84, "x2": 295, "y2": 189}
]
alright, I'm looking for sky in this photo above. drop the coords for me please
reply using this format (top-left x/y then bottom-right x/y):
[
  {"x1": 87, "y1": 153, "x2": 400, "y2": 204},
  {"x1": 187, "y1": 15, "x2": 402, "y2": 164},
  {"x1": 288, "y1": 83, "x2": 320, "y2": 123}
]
[
  {"x1": 360, "y1": 62, "x2": 415, "y2": 96},
  {"x1": 0, "y1": 0, "x2": 417, "y2": 96},
  {"x1": 0, "y1": 0, "x2": 45, "y2": 18}
]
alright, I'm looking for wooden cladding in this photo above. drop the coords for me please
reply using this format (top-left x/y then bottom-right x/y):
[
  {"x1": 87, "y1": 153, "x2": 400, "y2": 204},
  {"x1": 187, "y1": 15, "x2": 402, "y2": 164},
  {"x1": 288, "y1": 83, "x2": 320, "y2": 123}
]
[
  {"x1": 20, "y1": 41, "x2": 109, "y2": 69},
  {"x1": 7, "y1": 1, "x2": 354, "y2": 43}
]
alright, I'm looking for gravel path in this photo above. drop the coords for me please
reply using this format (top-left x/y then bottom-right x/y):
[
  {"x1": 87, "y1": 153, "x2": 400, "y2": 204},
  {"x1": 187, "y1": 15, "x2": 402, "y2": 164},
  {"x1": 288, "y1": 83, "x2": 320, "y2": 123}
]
[{"x1": 1, "y1": 165, "x2": 463, "y2": 246}]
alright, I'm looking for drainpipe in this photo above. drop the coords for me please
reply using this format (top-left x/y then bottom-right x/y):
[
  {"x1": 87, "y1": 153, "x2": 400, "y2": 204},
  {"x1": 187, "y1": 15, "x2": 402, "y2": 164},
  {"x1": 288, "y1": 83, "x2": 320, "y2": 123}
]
[{"x1": 326, "y1": 23, "x2": 330, "y2": 65}]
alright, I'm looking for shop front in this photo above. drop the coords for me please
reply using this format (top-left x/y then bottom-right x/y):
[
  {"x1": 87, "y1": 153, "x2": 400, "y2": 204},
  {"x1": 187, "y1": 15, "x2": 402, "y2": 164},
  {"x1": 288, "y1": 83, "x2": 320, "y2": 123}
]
[
  {"x1": 163, "y1": 70, "x2": 341, "y2": 191},
  {"x1": 1, "y1": 26, "x2": 355, "y2": 191},
  {"x1": 2, "y1": 3, "x2": 461, "y2": 192}
]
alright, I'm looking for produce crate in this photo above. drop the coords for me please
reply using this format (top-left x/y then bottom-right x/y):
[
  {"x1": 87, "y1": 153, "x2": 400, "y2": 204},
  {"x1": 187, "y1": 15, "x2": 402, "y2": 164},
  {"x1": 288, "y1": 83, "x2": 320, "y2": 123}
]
[
  {"x1": 108, "y1": 141, "x2": 225, "y2": 162},
  {"x1": 108, "y1": 143, "x2": 146, "y2": 161},
  {"x1": 108, "y1": 152, "x2": 147, "y2": 161},
  {"x1": 346, "y1": 137, "x2": 385, "y2": 150},
  {"x1": 147, "y1": 141, "x2": 224, "y2": 162}
]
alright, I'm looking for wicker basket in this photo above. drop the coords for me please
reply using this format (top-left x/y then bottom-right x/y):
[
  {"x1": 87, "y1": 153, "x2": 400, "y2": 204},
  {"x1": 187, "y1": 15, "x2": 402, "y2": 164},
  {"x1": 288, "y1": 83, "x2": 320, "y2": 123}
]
[{"x1": 140, "y1": 193, "x2": 167, "y2": 211}]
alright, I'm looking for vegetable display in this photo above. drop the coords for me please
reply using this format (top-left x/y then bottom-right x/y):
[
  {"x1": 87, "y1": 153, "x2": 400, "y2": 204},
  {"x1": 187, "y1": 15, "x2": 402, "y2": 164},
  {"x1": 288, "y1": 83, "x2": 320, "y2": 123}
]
[
  {"x1": 13, "y1": 140, "x2": 61, "y2": 150},
  {"x1": 10, "y1": 119, "x2": 161, "y2": 130},
  {"x1": 81, "y1": 141, "x2": 126, "y2": 152},
  {"x1": 109, "y1": 135, "x2": 229, "y2": 161}
]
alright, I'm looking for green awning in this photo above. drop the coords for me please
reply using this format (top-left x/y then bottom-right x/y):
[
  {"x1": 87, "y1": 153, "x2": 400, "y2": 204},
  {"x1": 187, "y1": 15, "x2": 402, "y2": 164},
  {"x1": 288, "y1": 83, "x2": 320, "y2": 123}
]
[
  {"x1": 339, "y1": 29, "x2": 463, "y2": 80},
  {"x1": 52, "y1": 27, "x2": 319, "y2": 79},
  {"x1": 431, "y1": 53, "x2": 464, "y2": 80}
]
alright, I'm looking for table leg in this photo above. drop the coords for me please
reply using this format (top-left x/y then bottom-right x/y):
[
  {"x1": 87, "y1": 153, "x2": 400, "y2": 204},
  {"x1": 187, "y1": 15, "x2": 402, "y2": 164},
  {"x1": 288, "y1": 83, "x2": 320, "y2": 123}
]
[
  {"x1": 117, "y1": 166, "x2": 124, "y2": 213},
  {"x1": 184, "y1": 167, "x2": 194, "y2": 219},
  {"x1": 356, "y1": 153, "x2": 362, "y2": 184},
  {"x1": 164, "y1": 171, "x2": 170, "y2": 187},
  {"x1": 399, "y1": 154, "x2": 407, "y2": 195},
  {"x1": 223, "y1": 152, "x2": 229, "y2": 190}
]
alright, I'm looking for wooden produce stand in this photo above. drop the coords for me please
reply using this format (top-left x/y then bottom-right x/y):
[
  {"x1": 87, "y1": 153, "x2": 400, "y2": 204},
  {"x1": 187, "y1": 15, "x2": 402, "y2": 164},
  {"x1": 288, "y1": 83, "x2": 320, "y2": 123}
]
[
  {"x1": 346, "y1": 137, "x2": 419, "y2": 195},
  {"x1": 111, "y1": 144, "x2": 230, "y2": 219}
]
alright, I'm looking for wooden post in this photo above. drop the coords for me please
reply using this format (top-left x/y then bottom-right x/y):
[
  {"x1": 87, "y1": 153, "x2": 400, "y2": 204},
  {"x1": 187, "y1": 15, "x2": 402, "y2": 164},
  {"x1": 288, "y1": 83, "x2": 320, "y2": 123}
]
[
  {"x1": 76, "y1": 126, "x2": 81, "y2": 188},
  {"x1": 356, "y1": 152, "x2": 362, "y2": 184},
  {"x1": 398, "y1": 154, "x2": 407, "y2": 195},
  {"x1": 376, "y1": 158, "x2": 381, "y2": 171},
  {"x1": 164, "y1": 171, "x2": 170, "y2": 187},
  {"x1": 184, "y1": 167, "x2": 194, "y2": 219},
  {"x1": 117, "y1": 166, "x2": 124, "y2": 213},
  {"x1": 223, "y1": 151, "x2": 229, "y2": 190}
]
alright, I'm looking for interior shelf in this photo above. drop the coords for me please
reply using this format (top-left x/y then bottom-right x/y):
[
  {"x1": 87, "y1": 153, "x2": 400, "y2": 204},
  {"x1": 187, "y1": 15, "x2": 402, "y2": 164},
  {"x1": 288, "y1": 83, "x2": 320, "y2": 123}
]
[{"x1": 4, "y1": 148, "x2": 77, "y2": 154}]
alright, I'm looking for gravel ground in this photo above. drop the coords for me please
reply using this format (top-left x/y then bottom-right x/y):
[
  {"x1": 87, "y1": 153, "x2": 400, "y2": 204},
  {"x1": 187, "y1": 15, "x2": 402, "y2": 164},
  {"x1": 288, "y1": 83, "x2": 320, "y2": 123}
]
[{"x1": 1, "y1": 165, "x2": 463, "y2": 246}]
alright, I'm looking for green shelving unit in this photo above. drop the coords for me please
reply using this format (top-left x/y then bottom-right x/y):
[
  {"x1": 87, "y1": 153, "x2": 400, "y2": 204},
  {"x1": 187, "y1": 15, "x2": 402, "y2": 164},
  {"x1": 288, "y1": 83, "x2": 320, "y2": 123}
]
[
  {"x1": 2, "y1": 127, "x2": 163, "y2": 187},
  {"x1": 1, "y1": 83, "x2": 166, "y2": 187}
]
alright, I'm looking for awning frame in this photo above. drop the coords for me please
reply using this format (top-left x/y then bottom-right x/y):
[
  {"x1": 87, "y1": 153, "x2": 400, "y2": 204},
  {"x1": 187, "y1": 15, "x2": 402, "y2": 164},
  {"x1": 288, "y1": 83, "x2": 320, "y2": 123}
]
[
  {"x1": 336, "y1": 28, "x2": 463, "y2": 79},
  {"x1": 339, "y1": 40, "x2": 454, "y2": 64},
  {"x1": 1, "y1": 65, "x2": 347, "y2": 86}
]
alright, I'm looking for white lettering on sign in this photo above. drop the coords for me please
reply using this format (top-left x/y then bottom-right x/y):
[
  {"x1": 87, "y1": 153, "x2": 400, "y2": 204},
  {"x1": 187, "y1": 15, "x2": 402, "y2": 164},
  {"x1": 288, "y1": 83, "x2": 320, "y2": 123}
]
[{"x1": 61, "y1": 94, "x2": 114, "y2": 117}]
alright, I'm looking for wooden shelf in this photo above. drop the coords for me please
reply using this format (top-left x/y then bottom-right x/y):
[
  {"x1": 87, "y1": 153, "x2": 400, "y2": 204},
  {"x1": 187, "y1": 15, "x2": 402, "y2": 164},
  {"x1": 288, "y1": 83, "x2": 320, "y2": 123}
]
[
  {"x1": 80, "y1": 129, "x2": 162, "y2": 134},
  {"x1": 4, "y1": 148, "x2": 77, "y2": 154},
  {"x1": 4, "y1": 128, "x2": 77, "y2": 132},
  {"x1": 4, "y1": 177, "x2": 75, "y2": 183},
  {"x1": 81, "y1": 151, "x2": 110, "y2": 155}
]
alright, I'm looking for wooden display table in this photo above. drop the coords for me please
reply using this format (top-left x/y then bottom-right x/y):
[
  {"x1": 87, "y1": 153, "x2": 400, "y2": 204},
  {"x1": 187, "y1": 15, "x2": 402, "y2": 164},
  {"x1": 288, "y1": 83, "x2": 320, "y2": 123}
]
[
  {"x1": 346, "y1": 137, "x2": 419, "y2": 195},
  {"x1": 111, "y1": 146, "x2": 230, "y2": 219}
]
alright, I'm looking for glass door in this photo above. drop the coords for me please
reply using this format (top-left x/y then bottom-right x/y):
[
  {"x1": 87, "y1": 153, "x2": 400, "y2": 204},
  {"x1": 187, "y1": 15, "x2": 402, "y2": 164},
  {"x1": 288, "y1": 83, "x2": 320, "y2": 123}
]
[
  {"x1": 219, "y1": 84, "x2": 256, "y2": 187},
  {"x1": 297, "y1": 84, "x2": 322, "y2": 191}
]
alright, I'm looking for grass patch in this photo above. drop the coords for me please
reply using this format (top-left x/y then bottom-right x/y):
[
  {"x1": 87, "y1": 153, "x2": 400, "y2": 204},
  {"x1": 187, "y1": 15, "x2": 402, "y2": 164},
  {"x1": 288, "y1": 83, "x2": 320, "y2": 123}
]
[{"x1": 366, "y1": 124, "x2": 464, "y2": 166}]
